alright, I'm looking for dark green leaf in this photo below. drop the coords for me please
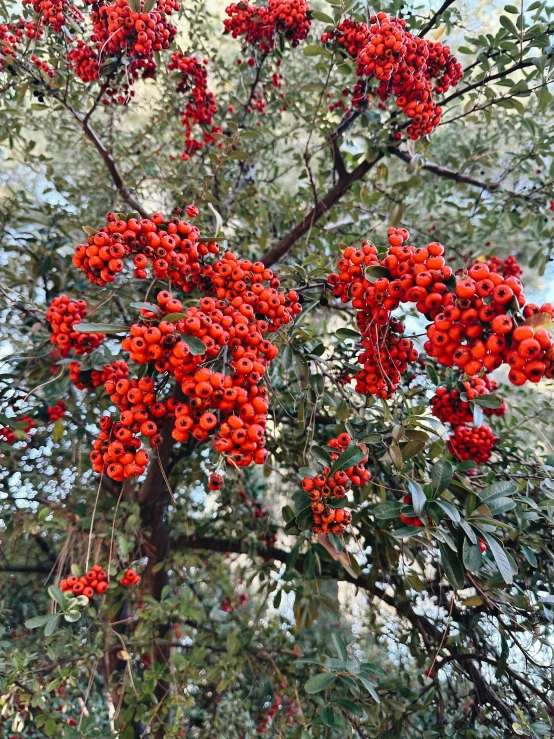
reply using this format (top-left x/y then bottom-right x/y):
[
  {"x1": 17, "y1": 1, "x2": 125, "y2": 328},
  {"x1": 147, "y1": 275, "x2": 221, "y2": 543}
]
[
  {"x1": 304, "y1": 672, "x2": 335, "y2": 693},
  {"x1": 439, "y1": 543, "x2": 465, "y2": 588}
]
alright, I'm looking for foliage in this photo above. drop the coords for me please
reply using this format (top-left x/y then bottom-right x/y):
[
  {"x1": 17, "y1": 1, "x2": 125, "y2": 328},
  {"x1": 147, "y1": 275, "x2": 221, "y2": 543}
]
[{"x1": 0, "y1": 0, "x2": 554, "y2": 737}]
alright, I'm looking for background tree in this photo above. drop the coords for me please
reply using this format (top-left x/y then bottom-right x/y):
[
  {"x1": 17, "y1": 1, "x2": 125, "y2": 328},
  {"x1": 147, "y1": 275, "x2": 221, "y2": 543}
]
[{"x1": 1, "y1": 0, "x2": 554, "y2": 737}]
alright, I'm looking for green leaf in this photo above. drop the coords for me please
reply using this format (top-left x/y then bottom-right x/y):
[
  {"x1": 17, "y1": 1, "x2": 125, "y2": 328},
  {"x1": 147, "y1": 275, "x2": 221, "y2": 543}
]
[
  {"x1": 303, "y1": 548, "x2": 315, "y2": 578},
  {"x1": 407, "y1": 479, "x2": 426, "y2": 516},
  {"x1": 331, "y1": 633, "x2": 347, "y2": 663},
  {"x1": 358, "y1": 675, "x2": 381, "y2": 702},
  {"x1": 401, "y1": 438, "x2": 427, "y2": 460},
  {"x1": 463, "y1": 538, "x2": 482, "y2": 573},
  {"x1": 299, "y1": 466, "x2": 316, "y2": 478},
  {"x1": 73, "y1": 323, "x2": 126, "y2": 334},
  {"x1": 130, "y1": 302, "x2": 160, "y2": 314},
  {"x1": 479, "y1": 480, "x2": 517, "y2": 501},
  {"x1": 183, "y1": 336, "x2": 207, "y2": 356},
  {"x1": 310, "y1": 9, "x2": 335, "y2": 23},
  {"x1": 303, "y1": 44, "x2": 331, "y2": 57},
  {"x1": 473, "y1": 395, "x2": 503, "y2": 409},
  {"x1": 433, "y1": 499, "x2": 460, "y2": 523},
  {"x1": 482, "y1": 534, "x2": 514, "y2": 584},
  {"x1": 499, "y1": 14, "x2": 520, "y2": 36},
  {"x1": 389, "y1": 444, "x2": 403, "y2": 470},
  {"x1": 311, "y1": 445, "x2": 332, "y2": 466},
  {"x1": 329, "y1": 444, "x2": 366, "y2": 475},
  {"x1": 44, "y1": 613, "x2": 60, "y2": 637},
  {"x1": 305, "y1": 672, "x2": 335, "y2": 693},
  {"x1": 439, "y1": 543, "x2": 465, "y2": 588},
  {"x1": 473, "y1": 403, "x2": 483, "y2": 428},
  {"x1": 64, "y1": 610, "x2": 82, "y2": 623},
  {"x1": 160, "y1": 312, "x2": 186, "y2": 323},
  {"x1": 373, "y1": 501, "x2": 403, "y2": 519},
  {"x1": 25, "y1": 614, "x2": 54, "y2": 629},
  {"x1": 48, "y1": 585, "x2": 67, "y2": 608},
  {"x1": 431, "y1": 460, "x2": 453, "y2": 495}
]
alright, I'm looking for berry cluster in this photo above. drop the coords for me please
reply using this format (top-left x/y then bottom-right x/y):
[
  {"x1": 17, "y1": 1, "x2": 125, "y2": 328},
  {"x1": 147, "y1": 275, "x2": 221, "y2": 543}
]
[
  {"x1": 431, "y1": 376, "x2": 506, "y2": 425},
  {"x1": 120, "y1": 567, "x2": 140, "y2": 586},
  {"x1": 69, "y1": 359, "x2": 129, "y2": 391},
  {"x1": 67, "y1": 41, "x2": 100, "y2": 83},
  {"x1": 425, "y1": 265, "x2": 551, "y2": 383},
  {"x1": 321, "y1": 19, "x2": 369, "y2": 58},
  {"x1": 23, "y1": 0, "x2": 69, "y2": 33},
  {"x1": 167, "y1": 52, "x2": 219, "y2": 158},
  {"x1": 60, "y1": 564, "x2": 108, "y2": 599},
  {"x1": 224, "y1": 0, "x2": 311, "y2": 52},
  {"x1": 487, "y1": 255, "x2": 523, "y2": 279},
  {"x1": 89, "y1": 0, "x2": 178, "y2": 59},
  {"x1": 47, "y1": 401, "x2": 66, "y2": 422},
  {"x1": 447, "y1": 423, "x2": 498, "y2": 464},
  {"x1": 326, "y1": 12, "x2": 462, "y2": 139},
  {"x1": 1, "y1": 20, "x2": 43, "y2": 71},
  {"x1": 0, "y1": 417, "x2": 35, "y2": 445},
  {"x1": 46, "y1": 296, "x2": 105, "y2": 357},
  {"x1": 91, "y1": 411, "x2": 152, "y2": 481},
  {"x1": 301, "y1": 433, "x2": 369, "y2": 534},
  {"x1": 72, "y1": 211, "x2": 214, "y2": 288}
]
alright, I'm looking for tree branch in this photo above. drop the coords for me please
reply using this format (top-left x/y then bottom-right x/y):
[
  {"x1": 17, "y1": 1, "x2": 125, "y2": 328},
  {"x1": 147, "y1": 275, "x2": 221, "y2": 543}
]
[
  {"x1": 387, "y1": 146, "x2": 535, "y2": 202},
  {"x1": 418, "y1": 0, "x2": 458, "y2": 38},
  {"x1": 261, "y1": 154, "x2": 383, "y2": 266}
]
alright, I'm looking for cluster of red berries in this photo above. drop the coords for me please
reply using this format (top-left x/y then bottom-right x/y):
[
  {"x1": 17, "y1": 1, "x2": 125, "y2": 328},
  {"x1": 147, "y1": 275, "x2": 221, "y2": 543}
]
[
  {"x1": 47, "y1": 401, "x2": 66, "y2": 422},
  {"x1": 89, "y1": 0, "x2": 178, "y2": 59},
  {"x1": 431, "y1": 375, "x2": 507, "y2": 425},
  {"x1": 224, "y1": 0, "x2": 311, "y2": 52},
  {"x1": 487, "y1": 255, "x2": 523, "y2": 279},
  {"x1": 447, "y1": 423, "x2": 498, "y2": 464},
  {"x1": 30, "y1": 53, "x2": 55, "y2": 77},
  {"x1": 69, "y1": 359, "x2": 129, "y2": 391},
  {"x1": 329, "y1": 229, "x2": 451, "y2": 396},
  {"x1": 91, "y1": 411, "x2": 151, "y2": 481},
  {"x1": 167, "y1": 52, "x2": 220, "y2": 158},
  {"x1": 0, "y1": 416, "x2": 35, "y2": 445},
  {"x1": 72, "y1": 210, "x2": 215, "y2": 288},
  {"x1": 22, "y1": 0, "x2": 70, "y2": 33},
  {"x1": 0, "y1": 20, "x2": 42, "y2": 71},
  {"x1": 301, "y1": 434, "x2": 369, "y2": 534},
  {"x1": 424, "y1": 265, "x2": 553, "y2": 383},
  {"x1": 321, "y1": 19, "x2": 369, "y2": 58},
  {"x1": 60, "y1": 564, "x2": 108, "y2": 598},
  {"x1": 120, "y1": 567, "x2": 140, "y2": 586},
  {"x1": 46, "y1": 295, "x2": 105, "y2": 357},
  {"x1": 67, "y1": 40, "x2": 100, "y2": 83},
  {"x1": 324, "y1": 13, "x2": 462, "y2": 139}
]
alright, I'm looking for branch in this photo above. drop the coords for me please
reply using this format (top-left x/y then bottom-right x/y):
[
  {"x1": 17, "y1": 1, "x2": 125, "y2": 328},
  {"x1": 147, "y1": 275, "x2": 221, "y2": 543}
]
[
  {"x1": 261, "y1": 153, "x2": 383, "y2": 266},
  {"x1": 387, "y1": 146, "x2": 534, "y2": 202},
  {"x1": 418, "y1": 0, "x2": 458, "y2": 38}
]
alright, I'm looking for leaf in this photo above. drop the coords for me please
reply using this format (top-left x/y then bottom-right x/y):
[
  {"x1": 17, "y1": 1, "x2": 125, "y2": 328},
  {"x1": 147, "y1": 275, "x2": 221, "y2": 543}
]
[
  {"x1": 407, "y1": 479, "x2": 426, "y2": 516},
  {"x1": 304, "y1": 672, "x2": 335, "y2": 693},
  {"x1": 303, "y1": 44, "x2": 331, "y2": 57},
  {"x1": 130, "y1": 302, "x2": 160, "y2": 314},
  {"x1": 329, "y1": 444, "x2": 366, "y2": 475},
  {"x1": 331, "y1": 633, "x2": 347, "y2": 663},
  {"x1": 499, "y1": 14, "x2": 520, "y2": 36},
  {"x1": 303, "y1": 548, "x2": 315, "y2": 578},
  {"x1": 431, "y1": 460, "x2": 453, "y2": 494},
  {"x1": 462, "y1": 595, "x2": 483, "y2": 607},
  {"x1": 160, "y1": 312, "x2": 186, "y2": 323},
  {"x1": 311, "y1": 445, "x2": 332, "y2": 466},
  {"x1": 64, "y1": 610, "x2": 82, "y2": 623},
  {"x1": 482, "y1": 534, "x2": 514, "y2": 584},
  {"x1": 82, "y1": 225, "x2": 97, "y2": 236},
  {"x1": 293, "y1": 353, "x2": 310, "y2": 391},
  {"x1": 389, "y1": 203, "x2": 404, "y2": 227},
  {"x1": 298, "y1": 467, "x2": 316, "y2": 478},
  {"x1": 310, "y1": 9, "x2": 335, "y2": 23},
  {"x1": 463, "y1": 538, "x2": 482, "y2": 573},
  {"x1": 479, "y1": 480, "x2": 517, "y2": 501},
  {"x1": 48, "y1": 585, "x2": 66, "y2": 607},
  {"x1": 439, "y1": 543, "x2": 465, "y2": 588},
  {"x1": 142, "y1": 0, "x2": 156, "y2": 10},
  {"x1": 401, "y1": 438, "x2": 426, "y2": 460},
  {"x1": 52, "y1": 418, "x2": 64, "y2": 443},
  {"x1": 25, "y1": 614, "x2": 53, "y2": 629},
  {"x1": 473, "y1": 395, "x2": 503, "y2": 409},
  {"x1": 358, "y1": 675, "x2": 381, "y2": 703},
  {"x1": 73, "y1": 322, "x2": 125, "y2": 334},
  {"x1": 365, "y1": 265, "x2": 391, "y2": 280},
  {"x1": 44, "y1": 613, "x2": 60, "y2": 637},
  {"x1": 373, "y1": 501, "x2": 403, "y2": 519},
  {"x1": 389, "y1": 444, "x2": 403, "y2": 470},
  {"x1": 207, "y1": 202, "x2": 224, "y2": 236},
  {"x1": 183, "y1": 336, "x2": 207, "y2": 356},
  {"x1": 434, "y1": 499, "x2": 460, "y2": 523},
  {"x1": 473, "y1": 402, "x2": 483, "y2": 428}
]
